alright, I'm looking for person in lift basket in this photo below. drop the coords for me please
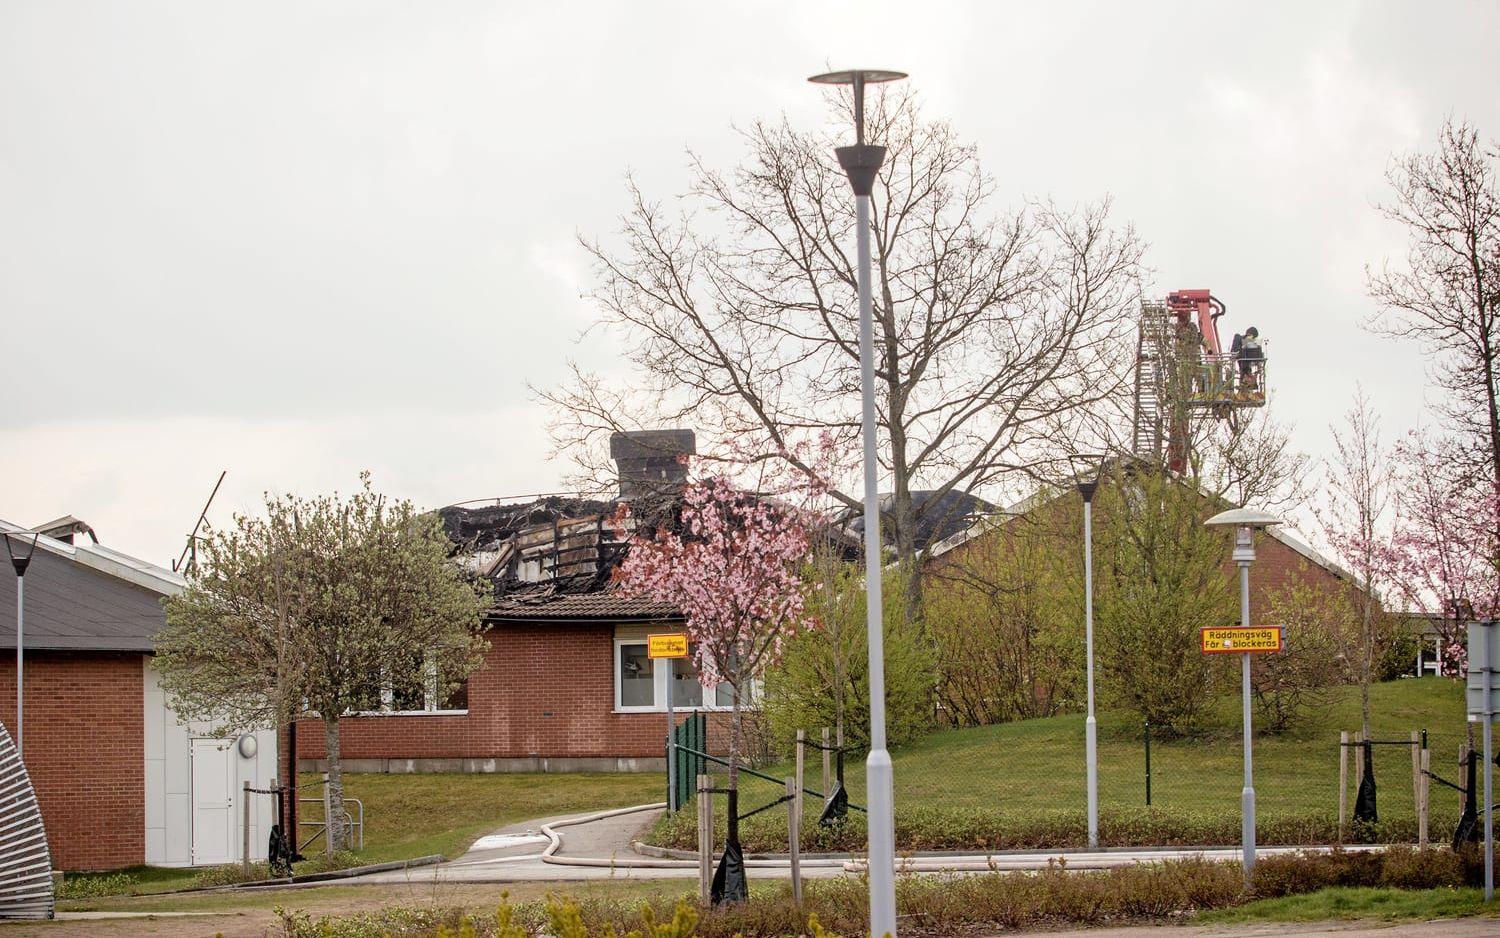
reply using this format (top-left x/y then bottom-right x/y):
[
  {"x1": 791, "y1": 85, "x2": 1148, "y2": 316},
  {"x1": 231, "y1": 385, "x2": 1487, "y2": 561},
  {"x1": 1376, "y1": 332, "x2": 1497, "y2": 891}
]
[{"x1": 1232, "y1": 326, "x2": 1264, "y2": 389}]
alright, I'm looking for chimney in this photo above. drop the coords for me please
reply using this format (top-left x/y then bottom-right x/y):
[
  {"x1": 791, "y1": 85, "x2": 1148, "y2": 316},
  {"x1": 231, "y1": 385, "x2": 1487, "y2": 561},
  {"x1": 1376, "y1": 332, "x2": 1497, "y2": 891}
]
[{"x1": 609, "y1": 429, "x2": 696, "y2": 499}]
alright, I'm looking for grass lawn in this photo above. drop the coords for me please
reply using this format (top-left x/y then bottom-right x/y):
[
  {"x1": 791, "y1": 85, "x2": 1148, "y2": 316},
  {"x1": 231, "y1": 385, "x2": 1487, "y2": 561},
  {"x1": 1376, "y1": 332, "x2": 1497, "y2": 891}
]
[
  {"x1": 59, "y1": 770, "x2": 663, "y2": 899},
  {"x1": 811, "y1": 676, "x2": 1467, "y2": 823},
  {"x1": 648, "y1": 676, "x2": 1471, "y2": 851},
  {"x1": 1197, "y1": 886, "x2": 1498, "y2": 923},
  {"x1": 294, "y1": 770, "x2": 663, "y2": 864}
]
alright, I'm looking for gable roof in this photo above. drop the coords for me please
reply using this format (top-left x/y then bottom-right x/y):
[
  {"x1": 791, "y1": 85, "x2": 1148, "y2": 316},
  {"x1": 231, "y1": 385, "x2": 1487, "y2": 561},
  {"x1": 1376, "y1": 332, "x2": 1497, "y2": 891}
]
[
  {"x1": 0, "y1": 520, "x2": 184, "y2": 652},
  {"x1": 924, "y1": 481, "x2": 1355, "y2": 585}
]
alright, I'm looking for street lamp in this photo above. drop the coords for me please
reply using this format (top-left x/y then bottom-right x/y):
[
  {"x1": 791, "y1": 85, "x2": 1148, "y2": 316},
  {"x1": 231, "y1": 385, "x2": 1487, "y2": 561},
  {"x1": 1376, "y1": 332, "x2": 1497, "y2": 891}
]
[
  {"x1": 808, "y1": 66, "x2": 907, "y2": 938},
  {"x1": 1068, "y1": 454, "x2": 1106, "y2": 849},
  {"x1": 1204, "y1": 506, "x2": 1281, "y2": 879},
  {"x1": 3, "y1": 532, "x2": 39, "y2": 758}
]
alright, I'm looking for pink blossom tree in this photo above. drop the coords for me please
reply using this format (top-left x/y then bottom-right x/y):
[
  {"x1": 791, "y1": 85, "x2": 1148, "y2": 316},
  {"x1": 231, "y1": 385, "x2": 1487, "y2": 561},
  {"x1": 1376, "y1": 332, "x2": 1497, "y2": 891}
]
[
  {"x1": 1387, "y1": 429, "x2": 1500, "y2": 678},
  {"x1": 612, "y1": 464, "x2": 821, "y2": 866}
]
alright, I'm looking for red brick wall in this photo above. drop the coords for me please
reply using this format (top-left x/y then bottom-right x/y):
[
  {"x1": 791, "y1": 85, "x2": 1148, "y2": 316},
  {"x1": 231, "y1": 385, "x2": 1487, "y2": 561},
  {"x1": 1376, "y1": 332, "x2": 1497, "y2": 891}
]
[
  {"x1": 0, "y1": 652, "x2": 145, "y2": 871},
  {"x1": 295, "y1": 622, "x2": 735, "y2": 764}
]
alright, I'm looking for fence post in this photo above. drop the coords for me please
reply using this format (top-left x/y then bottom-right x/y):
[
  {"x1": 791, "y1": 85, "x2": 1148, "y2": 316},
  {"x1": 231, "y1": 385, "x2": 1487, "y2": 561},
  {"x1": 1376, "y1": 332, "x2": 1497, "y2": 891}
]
[
  {"x1": 1419, "y1": 746, "x2": 1431, "y2": 850},
  {"x1": 1144, "y1": 721, "x2": 1152, "y2": 806},
  {"x1": 1338, "y1": 730, "x2": 1349, "y2": 843},
  {"x1": 697, "y1": 773, "x2": 712, "y2": 904},
  {"x1": 786, "y1": 777, "x2": 803, "y2": 904},
  {"x1": 821, "y1": 727, "x2": 831, "y2": 797},
  {"x1": 242, "y1": 780, "x2": 251, "y2": 873},
  {"x1": 322, "y1": 771, "x2": 333, "y2": 857}
]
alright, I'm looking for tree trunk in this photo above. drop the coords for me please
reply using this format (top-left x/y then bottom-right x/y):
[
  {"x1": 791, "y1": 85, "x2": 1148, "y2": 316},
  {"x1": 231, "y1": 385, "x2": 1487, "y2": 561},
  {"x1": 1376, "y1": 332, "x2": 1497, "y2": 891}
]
[
  {"x1": 728, "y1": 684, "x2": 742, "y2": 843},
  {"x1": 323, "y1": 715, "x2": 347, "y2": 852},
  {"x1": 1360, "y1": 591, "x2": 1373, "y2": 741}
]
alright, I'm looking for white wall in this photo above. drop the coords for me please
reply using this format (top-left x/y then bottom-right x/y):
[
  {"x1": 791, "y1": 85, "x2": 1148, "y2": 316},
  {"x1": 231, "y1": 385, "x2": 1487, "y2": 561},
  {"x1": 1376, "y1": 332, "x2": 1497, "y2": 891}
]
[{"x1": 143, "y1": 662, "x2": 278, "y2": 867}]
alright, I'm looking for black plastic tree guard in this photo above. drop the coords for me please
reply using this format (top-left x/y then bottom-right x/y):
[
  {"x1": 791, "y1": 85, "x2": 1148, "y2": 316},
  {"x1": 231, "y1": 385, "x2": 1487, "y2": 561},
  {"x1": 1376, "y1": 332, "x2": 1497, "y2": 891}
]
[
  {"x1": 817, "y1": 744, "x2": 849, "y2": 826},
  {"x1": 1353, "y1": 738, "x2": 1378, "y2": 823},
  {"x1": 1453, "y1": 747, "x2": 1481, "y2": 847},
  {"x1": 711, "y1": 788, "x2": 748, "y2": 905}
]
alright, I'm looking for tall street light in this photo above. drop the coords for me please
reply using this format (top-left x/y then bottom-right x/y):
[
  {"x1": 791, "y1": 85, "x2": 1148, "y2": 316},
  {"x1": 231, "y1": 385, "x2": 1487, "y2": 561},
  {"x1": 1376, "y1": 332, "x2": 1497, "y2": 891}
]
[
  {"x1": 1068, "y1": 454, "x2": 1106, "y2": 849},
  {"x1": 1204, "y1": 506, "x2": 1281, "y2": 879},
  {"x1": 4, "y1": 533, "x2": 39, "y2": 758},
  {"x1": 808, "y1": 66, "x2": 906, "y2": 938}
]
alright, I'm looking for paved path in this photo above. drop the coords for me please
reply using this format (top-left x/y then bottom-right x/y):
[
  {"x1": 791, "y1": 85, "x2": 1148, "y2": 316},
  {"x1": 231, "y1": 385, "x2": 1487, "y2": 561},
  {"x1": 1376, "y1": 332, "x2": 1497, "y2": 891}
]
[
  {"x1": 343, "y1": 802, "x2": 1388, "y2": 886},
  {"x1": 1040, "y1": 923, "x2": 1496, "y2": 938}
]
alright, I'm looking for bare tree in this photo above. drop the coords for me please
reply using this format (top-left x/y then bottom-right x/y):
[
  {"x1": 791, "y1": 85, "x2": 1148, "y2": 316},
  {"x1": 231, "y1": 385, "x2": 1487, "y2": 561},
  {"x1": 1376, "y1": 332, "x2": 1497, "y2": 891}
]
[
  {"x1": 1321, "y1": 388, "x2": 1392, "y2": 741},
  {"x1": 544, "y1": 90, "x2": 1144, "y2": 610},
  {"x1": 1369, "y1": 119, "x2": 1500, "y2": 487},
  {"x1": 1188, "y1": 409, "x2": 1311, "y2": 517}
]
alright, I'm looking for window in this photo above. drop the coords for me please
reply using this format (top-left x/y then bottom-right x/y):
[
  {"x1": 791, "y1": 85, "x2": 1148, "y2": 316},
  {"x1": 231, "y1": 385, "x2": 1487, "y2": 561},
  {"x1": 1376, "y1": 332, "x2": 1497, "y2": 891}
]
[
  {"x1": 613, "y1": 637, "x2": 752, "y2": 712},
  {"x1": 354, "y1": 649, "x2": 470, "y2": 715},
  {"x1": 617, "y1": 642, "x2": 656, "y2": 709}
]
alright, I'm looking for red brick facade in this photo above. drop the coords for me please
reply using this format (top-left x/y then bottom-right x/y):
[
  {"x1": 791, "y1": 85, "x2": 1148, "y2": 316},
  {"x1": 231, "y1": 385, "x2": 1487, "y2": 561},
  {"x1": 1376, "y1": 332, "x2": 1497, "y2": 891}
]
[
  {"x1": 0, "y1": 652, "x2": 145, "y2": 870},
  {"x1": 294, "y1": 622, "x2": 734, "y2": 769}
]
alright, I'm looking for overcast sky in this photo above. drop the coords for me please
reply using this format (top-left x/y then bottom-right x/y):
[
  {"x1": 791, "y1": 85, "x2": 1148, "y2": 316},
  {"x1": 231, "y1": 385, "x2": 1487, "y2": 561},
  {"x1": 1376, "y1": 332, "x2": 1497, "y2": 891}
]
[{"x1": 2, "y1": 1, "x2": 1498, "y2": 565}]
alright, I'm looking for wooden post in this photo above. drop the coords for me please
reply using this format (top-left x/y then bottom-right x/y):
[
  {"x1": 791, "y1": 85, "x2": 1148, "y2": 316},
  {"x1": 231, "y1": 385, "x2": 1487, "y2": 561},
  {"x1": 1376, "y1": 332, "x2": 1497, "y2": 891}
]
[
  {"x1": 242, "y1": 780, "x2": 251, "y2": 873},
  {"x1": 786, "y1": 777, "x2": 802, "y2": 904},
  {"x1": 322, "y1": 771, "x2": 333, "y2": 857},
  {"x1": 821, "y1": 727, "x2": 831, "y2": 797},
  {"x1": 697, "y1": 774, "x2": 712, "y2": 904},
  {"x1": 1338, "y1": 730, "x2": 1349, "y2": 843},
  {"x1": 1419, "y1": 747, "x2": 1431, "y2": 850}
]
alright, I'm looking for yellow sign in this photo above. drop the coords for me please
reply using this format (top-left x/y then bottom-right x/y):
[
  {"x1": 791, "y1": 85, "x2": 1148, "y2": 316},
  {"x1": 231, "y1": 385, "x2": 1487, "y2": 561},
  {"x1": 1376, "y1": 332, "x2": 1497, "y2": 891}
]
[
  {"x1": 648, "y1": 633, "x2": 689, "y2": 659},
  {"x1": 1201, "y1": 626, "x2": 1283, "y2": 654}
]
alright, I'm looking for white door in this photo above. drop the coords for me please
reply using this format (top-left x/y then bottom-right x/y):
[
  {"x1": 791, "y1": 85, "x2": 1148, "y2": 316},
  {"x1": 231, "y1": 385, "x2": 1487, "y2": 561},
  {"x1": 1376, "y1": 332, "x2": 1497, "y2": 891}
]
[{"x1": 190, "y1": 738, "x2": 236, "y2": 865}]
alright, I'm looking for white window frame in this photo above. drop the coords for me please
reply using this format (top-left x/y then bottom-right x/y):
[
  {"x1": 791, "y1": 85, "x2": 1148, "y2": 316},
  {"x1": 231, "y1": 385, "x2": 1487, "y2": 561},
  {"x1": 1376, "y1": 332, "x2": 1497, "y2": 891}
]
[
  {"x1": 612, "y1": 637, "x2": 753, "y2": 714},
  {"x1": 355, "y1": 649, "x2": 470, "y2": 717}
]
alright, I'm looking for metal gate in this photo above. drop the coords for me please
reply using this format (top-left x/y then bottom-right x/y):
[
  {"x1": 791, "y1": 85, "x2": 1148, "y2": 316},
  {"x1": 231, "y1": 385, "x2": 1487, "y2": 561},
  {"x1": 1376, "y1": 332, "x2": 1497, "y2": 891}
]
[{"x1": 668, "y1": 714, "x2": 706, "y2": 811}]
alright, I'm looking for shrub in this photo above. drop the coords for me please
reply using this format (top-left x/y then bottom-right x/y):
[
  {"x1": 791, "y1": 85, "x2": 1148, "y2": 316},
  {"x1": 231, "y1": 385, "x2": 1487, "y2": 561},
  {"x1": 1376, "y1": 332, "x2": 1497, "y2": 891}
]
[
  {"x1": 1379, "y1": 845, "x2": 1467, "y2": 889},
  {"x1": 56, "y1": 872, "x2": 138, "y2": 899},
  {"x1": 647, "y1": 803, "x2": 1447, "y2": 854},
  {"x1": 762, "y1": 558, "x2": 935, "y2": 756},
  {"x1": 272, "y1": 850, "x2": 1472, "y2": 937},
  {"x1": 196, "y1": 850, "x2": 360, "y2": 888}
]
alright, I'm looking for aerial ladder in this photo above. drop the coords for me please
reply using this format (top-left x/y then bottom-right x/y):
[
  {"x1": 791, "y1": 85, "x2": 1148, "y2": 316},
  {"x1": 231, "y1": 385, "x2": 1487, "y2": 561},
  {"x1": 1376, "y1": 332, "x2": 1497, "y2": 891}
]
[{"x1": 1132, "y1": 288, "x2": 1266, "y2": 473}]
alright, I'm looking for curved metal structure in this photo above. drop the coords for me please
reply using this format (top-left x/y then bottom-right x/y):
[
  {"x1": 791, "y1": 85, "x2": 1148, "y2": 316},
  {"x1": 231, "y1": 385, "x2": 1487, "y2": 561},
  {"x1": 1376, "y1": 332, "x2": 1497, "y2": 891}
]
[{"x1": 0, "y1": 723, "x2": 53, "y2": 920}]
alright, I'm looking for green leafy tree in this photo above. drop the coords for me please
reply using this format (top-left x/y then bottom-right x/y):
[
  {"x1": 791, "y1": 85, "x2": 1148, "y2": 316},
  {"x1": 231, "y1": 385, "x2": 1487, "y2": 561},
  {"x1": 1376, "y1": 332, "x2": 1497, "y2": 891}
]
[
  {"x1": 154, "y1": 474, "x2": 488, "y2": 850},
  {"x1": 1256, "y1": 578, "x2": 1348, "y2": 734},
  {"x1": 762, "y1": 556, "x2": 935, "y2": 754},
  {"x1": 1094, "y1": 469, "x2": 1235, "y2": 733},
  {"x1": 924, "y1": 508, "x2": 1082, "y2": 726}
]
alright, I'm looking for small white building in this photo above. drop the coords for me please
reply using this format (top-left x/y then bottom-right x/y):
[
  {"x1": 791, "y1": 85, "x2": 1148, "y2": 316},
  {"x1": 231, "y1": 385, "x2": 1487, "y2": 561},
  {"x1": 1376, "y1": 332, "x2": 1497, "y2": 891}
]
[{"x1": 2, "y1": 518, "x2": 277, "y2": 870}]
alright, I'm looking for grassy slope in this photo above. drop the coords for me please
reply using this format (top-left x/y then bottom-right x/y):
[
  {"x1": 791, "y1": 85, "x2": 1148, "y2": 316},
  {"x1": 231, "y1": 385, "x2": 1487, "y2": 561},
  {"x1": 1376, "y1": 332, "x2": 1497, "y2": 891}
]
[
  {"x1": 826, "y1": 677, "x2": 1468, "y2": 821},
  {"x1": 63, "y1": 770, "x2": 663, "y2": 898},
  {"x1": 296, "y1": 770, "x2": 663, "y2": 864}
]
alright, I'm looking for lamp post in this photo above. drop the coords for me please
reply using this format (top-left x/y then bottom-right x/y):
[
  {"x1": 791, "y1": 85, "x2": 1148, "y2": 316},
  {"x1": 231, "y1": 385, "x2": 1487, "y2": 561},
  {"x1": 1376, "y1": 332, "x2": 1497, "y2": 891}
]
[
  {"x1": 1068, "y1": 454, "x2": 1105, "y2": 849},
  {"x1": 808, "y1": 66, "x2": 906, "y2": 938},
  {"x1": 4, "y1": 533, "x2": 39, "y2": 758},
  {"x1": 1204, "y1": 506, "x2": 1281, "y2": 879}
]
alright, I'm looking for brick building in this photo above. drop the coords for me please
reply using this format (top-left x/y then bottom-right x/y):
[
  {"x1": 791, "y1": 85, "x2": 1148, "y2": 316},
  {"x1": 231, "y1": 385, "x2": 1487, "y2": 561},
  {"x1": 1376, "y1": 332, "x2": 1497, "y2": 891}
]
[
  {"x1": 925, "y1": 480, "x2": 1359, "y2": 624},
  {"x1": 0, "y1": 520, "x2": 277, "y2": 871},
  {"x1": 291, "y1": 430, "x2": 741, "y2": 774}
]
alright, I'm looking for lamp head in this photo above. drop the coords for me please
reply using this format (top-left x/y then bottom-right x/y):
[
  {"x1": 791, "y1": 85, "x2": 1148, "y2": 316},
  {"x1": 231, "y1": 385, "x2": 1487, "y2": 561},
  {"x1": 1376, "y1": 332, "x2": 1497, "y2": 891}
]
[
  {"x1": 808, "y1": 69, "x2": 908, "y2": 148},
  {"x1": 1204, "y1": 507, "x2": 1282, "y2": 530},
  {"x1": 1068, "y1": 453, "x2": 1107, "y2": 503},
  {"x1": 807, "y1": 69, "x2": 909, "y2": 87}
]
